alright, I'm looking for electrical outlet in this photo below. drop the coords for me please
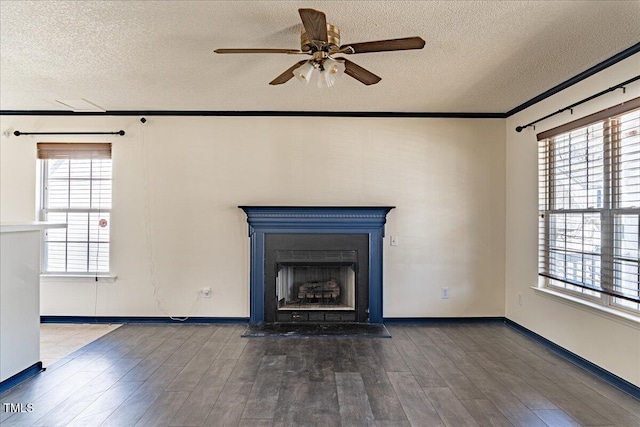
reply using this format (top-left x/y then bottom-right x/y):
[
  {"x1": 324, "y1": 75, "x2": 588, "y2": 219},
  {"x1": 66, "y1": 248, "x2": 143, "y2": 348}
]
[
  {"x1": 441, "y1": 287, "x2": 449, "y2": 299},
  {"x1": 518, "y1": 293, "x2": 522, "y2": 305},
  {"x1": 202, "y1": 287, "x2": 211, "y2": 298}
]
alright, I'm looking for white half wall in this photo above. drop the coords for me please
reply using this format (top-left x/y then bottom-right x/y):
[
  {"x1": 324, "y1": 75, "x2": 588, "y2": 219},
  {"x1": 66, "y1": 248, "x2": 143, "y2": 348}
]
[
  {"x1": 0, "y1": 115, "x2": 505, "y2": 319},
  {"x1": 0, "y1": 229, "x2": 41, "y2": 382},
  {"x1": 506, "y1": 53, "x2": 640, "y2": 387}
]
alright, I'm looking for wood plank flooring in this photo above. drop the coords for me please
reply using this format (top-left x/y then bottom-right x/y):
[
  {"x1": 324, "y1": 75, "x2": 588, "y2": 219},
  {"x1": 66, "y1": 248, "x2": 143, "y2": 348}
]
[{"x1": 1, "y1": 322, "x2": 638, "y2": 426}]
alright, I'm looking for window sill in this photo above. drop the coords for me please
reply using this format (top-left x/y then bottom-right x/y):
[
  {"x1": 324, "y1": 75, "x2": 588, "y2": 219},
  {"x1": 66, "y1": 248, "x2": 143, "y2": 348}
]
[
  {"x1": 531, "y1": 286, "x2": 640, "y2": 327},
  {"x1": 40, "y1": 274, "x2": 117, "y2": 283}
]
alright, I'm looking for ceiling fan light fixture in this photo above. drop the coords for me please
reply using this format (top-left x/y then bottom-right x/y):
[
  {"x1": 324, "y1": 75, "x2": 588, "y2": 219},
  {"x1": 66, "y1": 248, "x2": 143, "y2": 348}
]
[
  {"x1": 317, "y1": 70, "x2": 335, "y2": 88},
  {"x1": 324, "y1": 57, "x2": 345, "y2": 78},
  {"x1": 293, "y1": 61, "x2": 316, "y2": 84},
  {"x1": 316, "y1": 58, "x2": 345, "y2": 88}
]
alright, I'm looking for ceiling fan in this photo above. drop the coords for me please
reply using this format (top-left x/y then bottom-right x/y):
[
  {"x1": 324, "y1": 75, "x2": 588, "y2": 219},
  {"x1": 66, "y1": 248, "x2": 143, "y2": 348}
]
[{"x1": 214, "y1": 8, "x2": 425, "y2": 87}]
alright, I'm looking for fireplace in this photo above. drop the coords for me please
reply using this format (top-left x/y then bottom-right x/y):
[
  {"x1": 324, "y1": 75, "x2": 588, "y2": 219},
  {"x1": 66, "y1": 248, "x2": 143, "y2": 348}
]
[{"x1": 240, "y1": 206, "x2": 394, "y2": 325}]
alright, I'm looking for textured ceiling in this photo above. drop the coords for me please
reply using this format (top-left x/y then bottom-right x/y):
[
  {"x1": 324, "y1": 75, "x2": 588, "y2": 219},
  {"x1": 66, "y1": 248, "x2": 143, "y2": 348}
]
[{"x1": 1, "y1": 1, "x2": 639, "y2": 113}]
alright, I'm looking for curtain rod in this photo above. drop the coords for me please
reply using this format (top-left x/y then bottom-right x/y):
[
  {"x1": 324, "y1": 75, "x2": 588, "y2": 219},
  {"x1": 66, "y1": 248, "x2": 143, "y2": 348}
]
[
  {"x1": 515, "y1": 75, "x2": 640, "y2": 132},
  {"x1": 13, "y1": 130, "x2": 125, "y2": 136}
]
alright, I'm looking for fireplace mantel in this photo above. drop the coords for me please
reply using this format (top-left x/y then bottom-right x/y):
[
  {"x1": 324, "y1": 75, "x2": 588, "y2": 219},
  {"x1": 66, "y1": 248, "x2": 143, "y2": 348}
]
[{"x1": 239, "y1": 206, "x2": 394, "y2": 325}]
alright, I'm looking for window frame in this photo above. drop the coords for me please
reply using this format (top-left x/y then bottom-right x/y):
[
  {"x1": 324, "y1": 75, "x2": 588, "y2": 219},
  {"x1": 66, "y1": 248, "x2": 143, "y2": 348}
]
[
  {"x1": 538, "y1": 105, "x2": 640, "y2": 315},
  {"x1": 39, "y1": 155, "x2": 112, "y2": 276}
]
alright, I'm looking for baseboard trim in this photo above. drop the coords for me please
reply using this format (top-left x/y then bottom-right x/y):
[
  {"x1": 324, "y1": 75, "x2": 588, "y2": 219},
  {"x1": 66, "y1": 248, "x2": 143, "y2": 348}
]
[
  {"x1": 505, "y1": 319, "x2": 640, "y2": 399},
  {"x1": 0, "y1": 362, "x2": 44, "y2": 394},
  {"x1": 40, "y1": 316, "x2": 249, "y2": 324},
  {"x1": 383, "y1": 316, "x2": 505, "y2": 324}
]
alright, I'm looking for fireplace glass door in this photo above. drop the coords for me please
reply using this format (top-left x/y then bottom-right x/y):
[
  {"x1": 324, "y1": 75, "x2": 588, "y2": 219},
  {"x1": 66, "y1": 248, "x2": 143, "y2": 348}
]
[{"x1": 276, "y1": 264, "x2": 356, "y2": 311}]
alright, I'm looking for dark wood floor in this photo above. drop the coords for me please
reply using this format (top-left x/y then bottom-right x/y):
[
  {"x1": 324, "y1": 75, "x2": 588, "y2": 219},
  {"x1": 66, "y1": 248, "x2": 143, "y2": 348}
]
[{"x1": 1, "y1": 322, "x2": 638, "y2": 426}]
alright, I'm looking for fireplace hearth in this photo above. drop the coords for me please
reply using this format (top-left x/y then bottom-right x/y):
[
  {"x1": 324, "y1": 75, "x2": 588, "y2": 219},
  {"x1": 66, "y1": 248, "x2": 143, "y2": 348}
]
[{"x1": 240, "y1": 206, "x2": 394, "y2": 325}]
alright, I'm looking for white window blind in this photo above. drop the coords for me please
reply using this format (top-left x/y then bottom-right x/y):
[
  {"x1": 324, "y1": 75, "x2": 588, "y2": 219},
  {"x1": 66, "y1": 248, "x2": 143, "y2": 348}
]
[
  {"x1": 39, "y1": 143, "x2": 112, "y2": 274},
  {"x1": 538, "y1": 99, "x2": 640, "y2": 305}
]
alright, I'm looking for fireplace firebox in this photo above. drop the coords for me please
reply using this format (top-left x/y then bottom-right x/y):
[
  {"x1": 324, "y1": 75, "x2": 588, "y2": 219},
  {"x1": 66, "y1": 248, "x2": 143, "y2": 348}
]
[
  {"x1": 240, "y1": 206, "x2": 394, "y2": 325},
  {"x1": 277, "y1": 263, "x2": 355, "y2": 310},
  {"x1": 265, "y1": 234, "x2": 369, "y2": 323}
]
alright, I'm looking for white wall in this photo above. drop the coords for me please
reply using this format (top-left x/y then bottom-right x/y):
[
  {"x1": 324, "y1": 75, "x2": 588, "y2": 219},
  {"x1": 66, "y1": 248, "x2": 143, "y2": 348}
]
[
  {"x1": 506, "y1": 53, "x2": 640, "y2": 387},
  {"x1": 0, "y1": 115, "x2": 506, "y2": 319}
]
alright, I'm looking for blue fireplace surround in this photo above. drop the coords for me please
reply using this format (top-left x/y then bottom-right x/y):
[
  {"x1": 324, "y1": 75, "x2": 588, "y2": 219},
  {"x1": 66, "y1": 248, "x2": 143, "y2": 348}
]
[{"x1": 239, "y1": 206, "x2": 395, "y2": 325}]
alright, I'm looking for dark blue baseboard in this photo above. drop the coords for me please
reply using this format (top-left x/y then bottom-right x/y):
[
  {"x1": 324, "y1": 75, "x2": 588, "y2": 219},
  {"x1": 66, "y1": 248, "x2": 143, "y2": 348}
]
[
  {"x1": 505, "y1": 319, "x2": 640, "y2": 399},
  {"x1": 40, "y1": 316, "x2": 249, "y2": 324},
  {"x1": 0, "y1": 362, "x2": 44, "y2": 394},
  {"x1": 383, "y1": 317, "x2": 505, "y2": 324}
]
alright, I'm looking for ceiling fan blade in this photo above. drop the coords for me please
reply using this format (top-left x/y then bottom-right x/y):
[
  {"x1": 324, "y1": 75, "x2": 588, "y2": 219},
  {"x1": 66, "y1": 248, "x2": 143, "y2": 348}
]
[
  {"x1": 269, "y1": 60, "x2": 309, "y2": 85},
  {"x1": 214, "y1": 48, "x2": 302, "y2": 54},
  {"x1": 342, "y1": 59, "x2": 381, "y2": 85},
  {"x1": 341, "y1": 37, "x2": 425, "y2": 54},
  {"x1": 299, "y1": 8, "x2": 328, "y2": 43}
]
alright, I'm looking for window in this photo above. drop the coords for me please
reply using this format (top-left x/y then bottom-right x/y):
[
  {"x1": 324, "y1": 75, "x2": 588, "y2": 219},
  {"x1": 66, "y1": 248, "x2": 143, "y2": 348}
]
[
  {"x1": 538, "y1": 100, "x2": 640, "y2": 312},
  {"x1": 38, "y1": 143, "x2": 112, "y2": 274}
]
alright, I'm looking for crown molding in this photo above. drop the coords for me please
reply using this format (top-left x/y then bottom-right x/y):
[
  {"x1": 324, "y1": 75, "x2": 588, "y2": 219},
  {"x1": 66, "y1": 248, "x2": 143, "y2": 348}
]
[
  {"x1": 0, "y1": 110, "x2": 505, "y2": 118},
  {"x1": 506, "y1": 41, "x2": 640, "y2": 117}
]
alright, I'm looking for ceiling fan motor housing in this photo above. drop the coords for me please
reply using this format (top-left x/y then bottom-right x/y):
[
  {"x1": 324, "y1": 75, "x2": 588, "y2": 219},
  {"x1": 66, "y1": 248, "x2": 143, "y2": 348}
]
[{"x1": 301, "y1": 24, "x2": 340, "y2": 52}]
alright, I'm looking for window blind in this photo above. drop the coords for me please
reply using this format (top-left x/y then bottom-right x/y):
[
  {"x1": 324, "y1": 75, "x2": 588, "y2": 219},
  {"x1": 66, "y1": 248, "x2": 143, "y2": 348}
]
[
  {"x1": 37, "y1": 142, "x2": 111, "y2": 160},
  {"x1": 538, "y1": 99, "x2": 640, "y2": 303}
]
